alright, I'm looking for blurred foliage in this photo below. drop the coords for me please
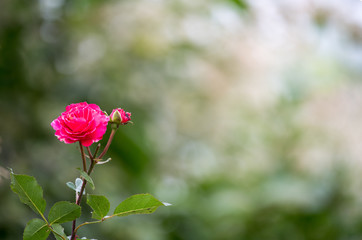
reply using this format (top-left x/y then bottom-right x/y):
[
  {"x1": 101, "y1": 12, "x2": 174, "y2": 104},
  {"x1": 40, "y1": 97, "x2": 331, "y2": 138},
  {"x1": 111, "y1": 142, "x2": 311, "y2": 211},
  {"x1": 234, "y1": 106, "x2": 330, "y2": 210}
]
[{"x1": 2, "y1": 0, "x2": 362, "y2": 239}]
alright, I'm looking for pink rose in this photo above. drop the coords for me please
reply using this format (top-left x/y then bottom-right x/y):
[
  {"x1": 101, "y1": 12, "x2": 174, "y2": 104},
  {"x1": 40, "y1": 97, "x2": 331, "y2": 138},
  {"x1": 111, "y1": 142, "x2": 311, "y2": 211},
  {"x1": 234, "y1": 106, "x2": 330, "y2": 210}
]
[
  {"x1": 51, "y1": 102, "x2": 109, "y2": 146},
  {"x1": 109, "y1": 108, "x2": 131, "y2": 125}
]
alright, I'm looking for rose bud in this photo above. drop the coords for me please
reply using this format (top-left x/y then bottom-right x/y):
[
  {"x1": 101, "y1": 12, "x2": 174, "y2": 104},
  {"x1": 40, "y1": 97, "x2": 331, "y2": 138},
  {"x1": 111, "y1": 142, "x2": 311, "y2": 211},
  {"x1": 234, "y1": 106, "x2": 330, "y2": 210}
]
[{"x1": 109, "y1": 108, "x2": 132, "y2": 128}]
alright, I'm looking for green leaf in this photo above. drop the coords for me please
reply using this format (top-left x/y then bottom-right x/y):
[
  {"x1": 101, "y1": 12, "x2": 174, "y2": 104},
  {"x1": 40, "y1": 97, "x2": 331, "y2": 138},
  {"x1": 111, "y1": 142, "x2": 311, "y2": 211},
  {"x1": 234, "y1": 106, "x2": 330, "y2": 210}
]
[
  {"x1": 66, "y1": 182, "x2": 76, "y2": 191},
  {"x1": 48, "y1": 201, "x2": 81, "y2": 224},
  {"x1": 52, "y1": 224, "x2": 67, "y2": 240},
  {"x1": 23, "y1": 218, "x2": 50, "y2": 240},
  {"x1": 114, "y1": 194, "x2": 165, "y2": 217},
  {"x1": 87, "y1": 194, "x2": 110, "y2": 220},
  {"x1": 77, "y1": 168, "x2": 95, "y2": 189},
  {"x1": 230, "y1": 0, "x2": 248, "y2": 10},
  {"x1": 10, "y1": 171, "x2": 46, "y2": 216}
]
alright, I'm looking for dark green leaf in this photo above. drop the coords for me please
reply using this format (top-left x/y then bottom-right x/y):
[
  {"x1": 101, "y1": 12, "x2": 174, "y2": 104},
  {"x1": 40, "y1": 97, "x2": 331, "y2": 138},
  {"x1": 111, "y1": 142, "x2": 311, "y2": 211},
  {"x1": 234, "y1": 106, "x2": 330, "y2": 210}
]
[
  {"x1": 87, "y1": 194, "x2": 110, "y2": 220},
  {"x1": 23, "y1": 218, "x2": 50, "y2": 240},
  {"x1": 77, "y1": 168, "x2": 95, "y2": 189},
  {"x1": 48, "y1": 201, "x2": 81, "y2": 224},
  {"x1": 52, "y1": 224, "x2": 67, "y2": 240},
  {"x1": 114, "y1": 194, "x2": 165, "y2": 217},
  {"x1": 10, "y1": 171, "x2": 46, "y2": 216}
]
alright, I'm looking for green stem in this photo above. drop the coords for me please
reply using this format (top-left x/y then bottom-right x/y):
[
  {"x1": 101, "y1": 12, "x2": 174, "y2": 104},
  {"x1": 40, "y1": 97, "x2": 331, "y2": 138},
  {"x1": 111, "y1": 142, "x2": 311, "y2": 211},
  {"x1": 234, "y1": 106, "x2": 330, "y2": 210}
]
[
  {"x1": 74, "y1": 206, "x2": 161, "y2": 233},
  {"x1": 48, "y1": 226, "x2": 67, "y2": 240},
  {"x1": 39, "y1": 213, "x2": 49, "y2": 228},
  {"x1": 74, "y1": 220, "x2": 102, "y2": 233},
  {"x1": 74, "y1": 215, "x2": 115, "y2": 233}
]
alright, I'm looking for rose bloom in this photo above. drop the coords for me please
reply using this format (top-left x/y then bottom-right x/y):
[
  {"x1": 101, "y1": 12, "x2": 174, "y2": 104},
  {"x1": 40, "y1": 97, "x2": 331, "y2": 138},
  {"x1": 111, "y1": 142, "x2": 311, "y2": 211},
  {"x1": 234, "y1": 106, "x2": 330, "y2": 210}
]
[
  {"x1": 110, "y1": 108, "x2": 131, "y2": 125},
  {"x1": 51, "y1": 102, "x2": 109, "y2": 146}
]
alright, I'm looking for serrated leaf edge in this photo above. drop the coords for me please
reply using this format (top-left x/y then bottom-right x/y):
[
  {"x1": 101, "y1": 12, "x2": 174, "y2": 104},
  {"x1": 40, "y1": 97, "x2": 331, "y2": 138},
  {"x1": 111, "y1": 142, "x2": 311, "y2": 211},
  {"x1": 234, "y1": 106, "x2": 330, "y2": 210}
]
[
  {"x1": 87, "y1": 195, "x2": 110, "y2": 220},
  {"x1": 49, "y1": 201, "x2": 81, "y2": 225},
  {"x1": 23, "y1": 219, "x2": 49, "y2": 240},
  {"x1": 11, "y1": 173, "x2": 46, "y2": 217},
  {"x1": 51, "y1": 224, "x2": 67, "y2": 240},
  {"x1": 113, "y1": 193, "x2": 165, "y2": 216}
]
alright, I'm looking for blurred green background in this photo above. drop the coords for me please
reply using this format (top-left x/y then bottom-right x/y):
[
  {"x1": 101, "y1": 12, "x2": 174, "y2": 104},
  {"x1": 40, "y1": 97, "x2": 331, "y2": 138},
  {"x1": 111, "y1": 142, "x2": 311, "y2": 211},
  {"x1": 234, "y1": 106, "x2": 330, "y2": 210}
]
[{"x1": 2, "y1": 0, "x2": 362, "y2": 239}]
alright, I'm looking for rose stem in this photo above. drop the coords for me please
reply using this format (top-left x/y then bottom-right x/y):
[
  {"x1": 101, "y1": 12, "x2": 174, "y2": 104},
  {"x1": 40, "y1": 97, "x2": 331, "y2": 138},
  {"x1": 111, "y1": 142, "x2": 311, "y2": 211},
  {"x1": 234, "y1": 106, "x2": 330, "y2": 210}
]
[
  {"x1": 70, "y1": 130, "x2": 117, "y2": 240},
  {"x1": 71, "y1": 143, "x2": 93, "y2": 240},
  {"x1": 97, "y1": 129, "x2": 117, "y2": 159},
  {"x1": 93, "y1": 144, "x2": 101, "y2": 158},
  {"x1": 86, "y1": 147, "x2": 94, "y2": 160},
  {"x1": 79, "y1": 141, "x2": 87, "y2": 172}
]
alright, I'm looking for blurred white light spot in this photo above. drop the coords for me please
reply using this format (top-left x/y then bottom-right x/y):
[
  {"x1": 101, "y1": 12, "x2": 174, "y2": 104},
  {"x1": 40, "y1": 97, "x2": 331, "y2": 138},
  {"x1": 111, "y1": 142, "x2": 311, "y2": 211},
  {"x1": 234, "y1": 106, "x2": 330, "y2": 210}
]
[
  {"x1": 77, "y1": 36, "x2": 106, "y2": 66},
  {"x1": 210, "y1": 5, "x2": 242, "y2": 31},
  {"x1": 39, "y1": 0, "x2": 64, "y2": 20}
]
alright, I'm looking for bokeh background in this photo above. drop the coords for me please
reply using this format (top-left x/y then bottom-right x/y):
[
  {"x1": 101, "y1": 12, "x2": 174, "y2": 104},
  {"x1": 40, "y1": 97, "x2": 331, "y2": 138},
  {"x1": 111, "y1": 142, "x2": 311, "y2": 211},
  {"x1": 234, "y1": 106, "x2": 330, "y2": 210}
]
[{"x1": 1, "y1": 0, "x2": 362, "y2": 239}]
